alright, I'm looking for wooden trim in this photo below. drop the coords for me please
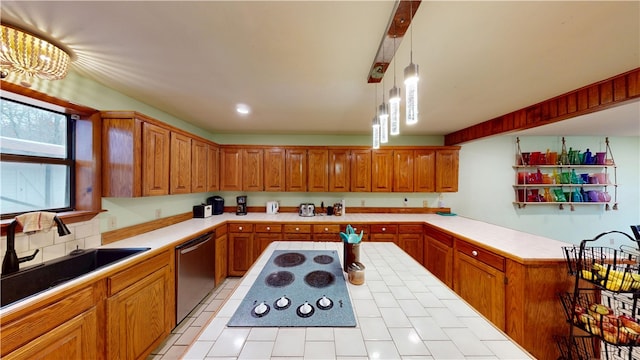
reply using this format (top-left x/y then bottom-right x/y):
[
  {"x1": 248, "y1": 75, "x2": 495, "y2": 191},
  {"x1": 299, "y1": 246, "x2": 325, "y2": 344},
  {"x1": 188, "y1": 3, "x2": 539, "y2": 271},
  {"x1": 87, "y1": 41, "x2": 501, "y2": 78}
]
[
  {"x1": 444, "y1": 67, "x2": 640, "y2": 145},
  {"x1": 101, "y1": 212, "x2": 192, "y2": 244},
  {"x1": 0, "y1": 80, "x2": 97, "y2": 116}
]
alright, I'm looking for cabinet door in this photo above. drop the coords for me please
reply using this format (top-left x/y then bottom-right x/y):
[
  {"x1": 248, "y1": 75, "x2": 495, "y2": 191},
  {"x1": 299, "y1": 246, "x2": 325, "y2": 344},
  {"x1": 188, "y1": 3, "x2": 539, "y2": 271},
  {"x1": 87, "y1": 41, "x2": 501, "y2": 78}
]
[
  {"x1": 329, "y1": 149, "x2": 350, "y2": 192},
  {"x1": 414, "y1": 149, "x2": 435, "y2": 192},
  {"x1": 4, "y1": 308, "x2": 98, "y2": 360},
  {"x1": 285, "y1": 148, "x2": 307, "y2": 192},
  {"x1": 436, "y1": 149, "x2": 459, "y2": 192},
  {"x1": 426, "y1": 237, "x2": 453, "y2": 287},
  {"x1": 264, "y1": 147, "x2": 285, "y2": 192},
  {"x1": 454, "y1": 250, "x2": 505, "y2": 330},
  {"x1": 142, "y1": 122, "x2": 170, "y2": 196},
  {"x1": 191, "y1": 139, "x2": 208, "y2": 193},
  {"x1": 254, "y1": 224, "x2": 282, "y2": 260},
  {"x1": 207, "y1": 144, "x2": 219, "y2": 192},
  {"x1": 170, "y1": 132, "x2": 192, "y2": 194},
  {"x1": 372, "y1": 149, "x2": 393, "y2": 192},
  {"x1": 228, "y1": 232, "x2": 253, "y2": 276},
  {"x1": 308, "y1": 148, "x2": 329, "y2": 192},
  {"x1": 214, "y1": 231, "x2": 228, "y2": 285},
  {"x1": 350, "y1": 149, "x2": 371, "y2": 192},
  {"x1": 398, "y1": 224, "x2": 423, "y2": 264},
  {"x1": 219, "y1": 147, "x2": 243, "y2": 191},
  {"x1": 102, "y1": 117, "x2": 142, "y2": 197},
  {"x1": 107, "y1": 266, "x2": 172, "y2": 359},
  {"x1": 393, "y1": 150, "x2": 414, "y2": 192},
  {"x1": 243, "y1": 148, "x2": 264, "y2": 191}
]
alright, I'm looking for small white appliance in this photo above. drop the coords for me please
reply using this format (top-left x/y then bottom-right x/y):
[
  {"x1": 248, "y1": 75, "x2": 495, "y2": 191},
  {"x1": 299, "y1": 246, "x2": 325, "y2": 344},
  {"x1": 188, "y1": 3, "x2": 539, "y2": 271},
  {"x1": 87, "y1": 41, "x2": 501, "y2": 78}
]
[{"x1": 266, "y1": 201, "x2": 279, "y2": 215}]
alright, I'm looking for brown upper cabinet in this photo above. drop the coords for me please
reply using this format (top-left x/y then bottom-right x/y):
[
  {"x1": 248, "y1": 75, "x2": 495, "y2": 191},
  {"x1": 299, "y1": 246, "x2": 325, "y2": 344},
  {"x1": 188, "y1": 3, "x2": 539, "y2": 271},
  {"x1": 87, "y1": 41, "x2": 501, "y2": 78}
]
[
  {"x1": 350, "y1": 149, "x2": 372, "y2": 192},
  {"x1": 436, "y1": 149, "x2": 459, "y2": 192},
  {"x1": 264, "y1": 147, "x2": 286, "y2": 192},
  {"x1": 219, "y1": 147, "x2": 243, "y2": 191},
  {"x1": 243, "y1": 148, "x2": 264, "y2": 191},
  {"x1": 191, "y1": 139, "x2": 208, "y2": 193},
  {"x1": 285, "y1": 148, "x2": 307, "y2": 192},
  {"x1": 329, "y1": 148, "x2": 351, "y2": 192},
  {"x1": 142, "y1": 122, "x2": 171, "y2": 196},
  {"x1": 207, "y1": 144, "x2": 219, "y2": 192},
  {"x1": 414, "y1": 149, "x2": 436, "y2": 192},
  {"x1": 307, "y1": 148, "x2": 329, "y2": 192},
  {"x1": 372, "y1": 149, "x2": 393, "y2": 192},
  {"x1": 393, "y1": 149, "x2": 414, "y2": 192},
  {"x1": 170, "y1": 132, "x2": 192, "y2": 194}
]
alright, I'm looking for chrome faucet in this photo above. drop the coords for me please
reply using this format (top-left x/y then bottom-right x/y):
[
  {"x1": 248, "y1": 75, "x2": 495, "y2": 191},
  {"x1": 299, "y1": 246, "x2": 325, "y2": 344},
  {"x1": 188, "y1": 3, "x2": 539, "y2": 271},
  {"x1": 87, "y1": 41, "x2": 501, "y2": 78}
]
[{"x1": 2, "y1": 216, "x2": 71, "y2": 275}]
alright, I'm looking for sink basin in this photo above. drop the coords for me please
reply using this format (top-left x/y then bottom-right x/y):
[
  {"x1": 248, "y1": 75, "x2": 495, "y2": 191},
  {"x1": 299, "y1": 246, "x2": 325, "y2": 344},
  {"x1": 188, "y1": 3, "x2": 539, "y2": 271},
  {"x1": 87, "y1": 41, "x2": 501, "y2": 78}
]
[{"x1": 1, "y1": 247, "x2": 150, "y2": 308}]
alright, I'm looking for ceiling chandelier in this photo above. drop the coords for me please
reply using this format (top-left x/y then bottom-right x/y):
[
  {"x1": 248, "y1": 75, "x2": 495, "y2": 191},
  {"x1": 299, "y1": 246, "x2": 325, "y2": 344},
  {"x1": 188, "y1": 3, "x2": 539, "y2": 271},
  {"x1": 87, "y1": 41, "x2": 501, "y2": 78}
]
[
  {"x1": 0, "y1": 23, "x2": 71, "y2": 86},
  {"x1": 404, "y1": 1, "x2": 419, "y2": 126}
]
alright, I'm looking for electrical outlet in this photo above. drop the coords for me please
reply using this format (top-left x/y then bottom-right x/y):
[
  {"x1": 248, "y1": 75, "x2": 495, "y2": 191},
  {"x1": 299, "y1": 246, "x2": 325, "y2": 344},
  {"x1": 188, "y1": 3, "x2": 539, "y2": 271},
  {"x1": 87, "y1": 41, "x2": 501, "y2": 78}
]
[
  {"x1": 361, "y1": 200, "x2": 365, "y2": 207},
  {"x1": 108, "y1": 216, "x2": 117, "y2": 230},
  {"x1": 403, "y1": 197, "x2": 408, "y2": 207},
  {"x1": 423, "y1": 200, "x2": 428, "y2": 207},
  {"x1": 155, "y1": 208, "x2": 162, "y2": 219}
]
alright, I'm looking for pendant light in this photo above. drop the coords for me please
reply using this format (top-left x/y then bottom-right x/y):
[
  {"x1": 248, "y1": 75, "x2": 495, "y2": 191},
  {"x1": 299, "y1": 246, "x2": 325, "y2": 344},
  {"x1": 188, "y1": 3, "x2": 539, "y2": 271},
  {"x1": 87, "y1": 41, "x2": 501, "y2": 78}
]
[
  {"x1": 378, "y1": 76, "x2": 389, "y2": 144},
  {"x1": 372, "y1": 115, "x2": 380, "y2": 149},
  {"x1": 389, "y1": 26, "x2": 401, "y2": 136},
  {"x1": 404, "y1": 1, "x2": 419, "y2": 125}
]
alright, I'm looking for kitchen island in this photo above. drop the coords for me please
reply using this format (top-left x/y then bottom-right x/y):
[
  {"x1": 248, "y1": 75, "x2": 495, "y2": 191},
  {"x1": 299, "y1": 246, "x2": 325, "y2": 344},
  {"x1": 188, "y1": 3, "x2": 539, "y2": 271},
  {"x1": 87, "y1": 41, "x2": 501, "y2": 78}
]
[{"x1": 183, "y1": 241, "x2": 534, "y2": 359}]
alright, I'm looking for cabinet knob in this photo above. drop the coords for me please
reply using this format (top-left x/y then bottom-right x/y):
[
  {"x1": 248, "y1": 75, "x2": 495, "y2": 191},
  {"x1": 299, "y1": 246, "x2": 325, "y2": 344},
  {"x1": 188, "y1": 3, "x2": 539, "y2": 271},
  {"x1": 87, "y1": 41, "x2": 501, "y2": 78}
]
[
  {"x1": 267, "y1": 226, "x2": 271, "y2": 231},
  {"x1": 324, "y1": 227, "x2": 329, "y2": 232},
  {"x1": 239, "y1": 226, "x2": 243, "y2": 231},
  {"x1": 471, "y1": 250, "x2": 478, "y2": 257},
  {"x1": 295, "y1": 227, "x2": 300, "y2": 231},
  {"x1": 382, "y1": 227, "x2": 386, "y2": 232}
]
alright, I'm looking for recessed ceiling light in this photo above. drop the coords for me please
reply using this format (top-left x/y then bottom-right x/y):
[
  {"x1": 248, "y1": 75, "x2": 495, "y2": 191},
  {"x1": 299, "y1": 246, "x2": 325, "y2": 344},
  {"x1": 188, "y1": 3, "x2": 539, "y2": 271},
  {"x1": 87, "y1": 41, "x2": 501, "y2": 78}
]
[{"x1": 236, "y1": 103, "x2": 251, "y2": 115}]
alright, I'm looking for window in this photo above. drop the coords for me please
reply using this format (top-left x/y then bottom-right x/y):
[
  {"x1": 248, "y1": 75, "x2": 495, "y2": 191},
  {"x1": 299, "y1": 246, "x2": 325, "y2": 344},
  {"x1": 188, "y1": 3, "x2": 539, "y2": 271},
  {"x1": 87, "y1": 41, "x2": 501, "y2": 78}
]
[{"x1": 1, "y1": 98, "x2": 74, "y2": 218}]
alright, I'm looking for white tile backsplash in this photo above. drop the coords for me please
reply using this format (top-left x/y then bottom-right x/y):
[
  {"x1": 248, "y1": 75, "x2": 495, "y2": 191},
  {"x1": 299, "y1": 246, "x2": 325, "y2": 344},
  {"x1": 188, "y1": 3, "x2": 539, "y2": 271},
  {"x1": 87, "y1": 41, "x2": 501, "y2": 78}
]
[{"x1": 0, "y1": 217, "x2": 101, "y2": 267}]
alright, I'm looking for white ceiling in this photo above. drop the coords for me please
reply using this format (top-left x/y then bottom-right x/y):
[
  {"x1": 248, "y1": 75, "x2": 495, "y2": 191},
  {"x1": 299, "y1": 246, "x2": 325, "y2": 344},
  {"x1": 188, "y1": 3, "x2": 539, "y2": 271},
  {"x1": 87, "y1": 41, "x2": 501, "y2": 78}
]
[{"x1": 1, "y1": 1, "x2": 639, "y2": 138}]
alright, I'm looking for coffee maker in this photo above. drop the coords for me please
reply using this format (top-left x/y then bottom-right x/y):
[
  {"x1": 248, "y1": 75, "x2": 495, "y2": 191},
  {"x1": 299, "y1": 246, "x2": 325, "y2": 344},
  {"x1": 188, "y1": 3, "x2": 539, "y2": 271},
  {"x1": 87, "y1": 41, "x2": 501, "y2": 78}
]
[{"x1": 236, "y1": 195, "x2": 247, "y2": 215}]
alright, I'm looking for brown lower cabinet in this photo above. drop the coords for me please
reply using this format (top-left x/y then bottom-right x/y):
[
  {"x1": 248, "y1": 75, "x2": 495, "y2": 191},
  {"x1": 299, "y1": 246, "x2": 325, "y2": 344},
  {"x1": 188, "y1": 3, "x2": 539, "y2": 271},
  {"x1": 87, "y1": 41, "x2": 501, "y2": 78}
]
[
  {"x1": 423, "y1": 223, "x2": 572, "y2": 360},
  {"x1": 254, "y1": 224, "x2": 282, "y2": 259},
  {"x1": 214, "y1": 225, "x2": 228, "y2": 285},
  {"x1": 283, "y1": 224, "x2": 311, "y2": 241},
  {"x1": 1, "y1": 249, "x2": 174, "y2": 360},
  {"x1": 106, "y1": 251, "x2": 174, "y2": 360},
  {"x1": 398, "y1": 224, "x2": 424, "y2": 264},
  {"x1": 228, "y1": 223, "x2": 254, "y2": 276}
]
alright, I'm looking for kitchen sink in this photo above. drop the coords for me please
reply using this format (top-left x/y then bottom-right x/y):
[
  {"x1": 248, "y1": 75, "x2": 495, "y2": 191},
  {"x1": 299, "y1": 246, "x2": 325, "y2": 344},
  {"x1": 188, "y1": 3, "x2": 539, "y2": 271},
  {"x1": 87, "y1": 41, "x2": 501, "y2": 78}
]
[{"x1": 0, "y1": 247, "x2": 150, "y2": 308}]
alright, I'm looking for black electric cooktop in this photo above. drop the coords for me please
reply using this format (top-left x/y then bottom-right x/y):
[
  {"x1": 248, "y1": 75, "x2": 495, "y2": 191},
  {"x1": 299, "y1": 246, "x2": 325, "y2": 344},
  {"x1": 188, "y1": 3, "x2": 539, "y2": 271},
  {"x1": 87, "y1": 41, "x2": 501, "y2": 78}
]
[{"x1": 227, "y1": 250, "x2": 356, "y2": 327}]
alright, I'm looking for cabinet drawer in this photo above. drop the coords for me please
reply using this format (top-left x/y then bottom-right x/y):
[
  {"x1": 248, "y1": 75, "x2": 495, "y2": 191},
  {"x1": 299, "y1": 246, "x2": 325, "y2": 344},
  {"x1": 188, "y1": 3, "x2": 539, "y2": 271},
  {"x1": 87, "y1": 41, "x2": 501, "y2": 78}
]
[
  {"x1": 399, "y1": 224, "x2": 423, "y2": 234},
  {"x1": 424, "y1": 225, "x2": 453, "y2": 247},
  {"x1": 283, "y1": 233, "x2": 311, "y2": 241},
  {"x1": 370, "y1": 224, "x2": 398, "y2": 233},
  {"x1": 312, "y1": 224, "x2": 340, "y2": 234},
  {"x1": 255, "y1": 224, "x2": 282, "y2": 233},
  {"x1": 283, "y1": 224, "x2": 311, "y2": 233},
  {"x1": 108, "y1": 250, "x2": 171, "y2": 295},
  {"x1": 228, "y1": 223, "x2": 254, "y2": 233},
  {"x1": 456, "y1": 240, "x2": 505, "y2": 272}
]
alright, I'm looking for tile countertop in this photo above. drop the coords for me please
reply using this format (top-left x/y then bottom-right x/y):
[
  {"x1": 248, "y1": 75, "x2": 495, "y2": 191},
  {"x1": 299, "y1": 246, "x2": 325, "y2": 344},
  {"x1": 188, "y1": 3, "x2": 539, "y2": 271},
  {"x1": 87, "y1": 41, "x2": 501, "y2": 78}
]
[
  {"x1": 182, "y1": 241, "x2": 534, "y2": 359},
  {"x1": 1, "y1": 213, "x2": 570, "y2": 315},
  {"x1": 105, "y1": 212, "x2": 572, "y2": 262}
]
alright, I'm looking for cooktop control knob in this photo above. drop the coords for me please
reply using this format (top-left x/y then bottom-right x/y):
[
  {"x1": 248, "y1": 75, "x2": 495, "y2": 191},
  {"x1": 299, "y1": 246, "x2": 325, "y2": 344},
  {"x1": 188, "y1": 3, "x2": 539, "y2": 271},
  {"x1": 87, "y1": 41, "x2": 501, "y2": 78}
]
[
  {"x1": 317, "y1": 295, "x2": 333, "y2": 310},
  {"x1": 297, "y1": 301, "x2": 315, "y2": 317},
  {"x1": 274, "y1": 296, "x2": 291, "y2": 310},
  {"x1": 253, "y1": 302, "x2": 270, "y2": 317}
]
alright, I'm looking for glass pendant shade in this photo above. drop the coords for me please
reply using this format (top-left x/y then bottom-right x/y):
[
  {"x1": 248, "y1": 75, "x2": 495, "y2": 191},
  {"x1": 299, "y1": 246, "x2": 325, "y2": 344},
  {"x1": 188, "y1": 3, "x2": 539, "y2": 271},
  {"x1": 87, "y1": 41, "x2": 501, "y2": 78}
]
[
  {"x1": 404, "y1": 62, "x2": 419, "y2": 125},
  {"x1": 389, "y1": 86, "x2": 401, "y2": 135},
  {"x1": 372, "y1": 116, "x2": 380, "y2": 149},
  {"x1": 378, "y1": 103, "x2": 389, "y2": 144}
]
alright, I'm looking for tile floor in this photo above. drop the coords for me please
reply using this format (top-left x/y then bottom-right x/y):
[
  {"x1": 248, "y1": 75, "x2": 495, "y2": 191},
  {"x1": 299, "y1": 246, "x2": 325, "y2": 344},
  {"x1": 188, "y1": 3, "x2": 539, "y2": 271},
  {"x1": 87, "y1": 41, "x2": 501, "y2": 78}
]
[{"x1": 148, "y1": 277, "x2": 242, "y2": 360}]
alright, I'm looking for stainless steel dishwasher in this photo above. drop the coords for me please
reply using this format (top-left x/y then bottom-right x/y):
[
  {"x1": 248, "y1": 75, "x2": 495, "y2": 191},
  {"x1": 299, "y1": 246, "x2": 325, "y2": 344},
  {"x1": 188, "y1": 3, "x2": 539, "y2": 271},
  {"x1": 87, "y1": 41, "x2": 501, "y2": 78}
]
[{"x1": 175, "y1": 231, "x2": 215, "y2": 323}]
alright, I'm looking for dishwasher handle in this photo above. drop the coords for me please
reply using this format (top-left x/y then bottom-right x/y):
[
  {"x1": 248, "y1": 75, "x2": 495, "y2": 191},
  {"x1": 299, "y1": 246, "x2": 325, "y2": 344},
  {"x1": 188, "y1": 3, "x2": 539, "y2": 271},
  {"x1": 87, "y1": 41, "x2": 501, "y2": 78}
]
[{"x1": 176, "y1": 232, "x2": 214, "y2": 255}]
